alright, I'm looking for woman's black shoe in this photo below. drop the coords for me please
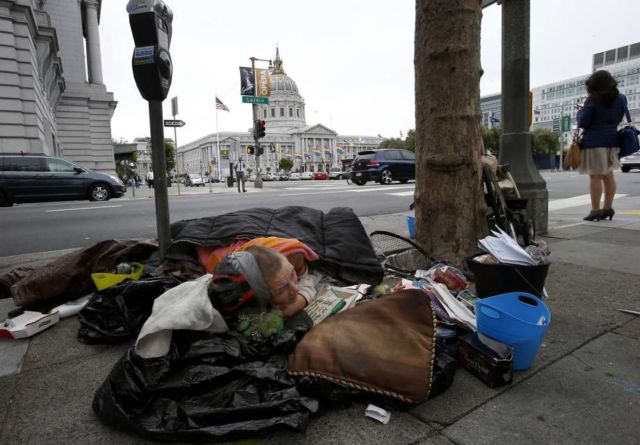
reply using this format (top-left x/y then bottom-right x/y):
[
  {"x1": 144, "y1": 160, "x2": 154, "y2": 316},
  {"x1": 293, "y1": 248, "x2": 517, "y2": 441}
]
[
  {"x1": 583, "y1": 210, "x2": 603, "y2": 221},
  {"x1": 601, "y1": 208, "x2": 615, "y2": 221}
]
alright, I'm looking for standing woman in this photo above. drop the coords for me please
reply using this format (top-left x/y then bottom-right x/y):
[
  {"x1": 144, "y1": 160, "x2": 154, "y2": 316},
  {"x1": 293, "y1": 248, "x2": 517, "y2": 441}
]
[{"x1": 577, "y1": 70, "x2": 626, "y2": 221}]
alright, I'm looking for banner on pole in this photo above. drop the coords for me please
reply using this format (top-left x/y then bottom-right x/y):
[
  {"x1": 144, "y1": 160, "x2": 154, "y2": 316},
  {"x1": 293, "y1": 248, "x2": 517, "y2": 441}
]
[
  {"x1": 256, "y1": 68, "x2": 271, "y2": 97},
  {"x1": 239, "y1": 67, "x2": 255, "y2": 96}
]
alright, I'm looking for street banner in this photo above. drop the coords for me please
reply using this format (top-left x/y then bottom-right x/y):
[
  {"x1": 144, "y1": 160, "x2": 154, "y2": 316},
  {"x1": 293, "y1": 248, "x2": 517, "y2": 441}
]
[
  {"x1": 239, "y1": 67, "x2": 255, "y2": 96},
  {"x1": 256, "y1": 68, "x2": 271, "y2": 97}
]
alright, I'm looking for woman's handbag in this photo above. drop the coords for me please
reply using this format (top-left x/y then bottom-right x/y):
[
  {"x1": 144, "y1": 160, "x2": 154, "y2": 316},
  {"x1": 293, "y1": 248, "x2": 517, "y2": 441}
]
[
  {"x1": 563, "y1": 131, "x2": 581, "y2": 169},
  {"x1": 618, "y1": 105, "x2": 640, "y2": 158}
]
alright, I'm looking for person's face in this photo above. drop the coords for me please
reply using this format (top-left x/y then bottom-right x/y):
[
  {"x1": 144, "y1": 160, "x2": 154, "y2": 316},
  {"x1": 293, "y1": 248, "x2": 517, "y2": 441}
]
[{"x1": 267, "y1": 257, "x2": 299, "y2": 311}]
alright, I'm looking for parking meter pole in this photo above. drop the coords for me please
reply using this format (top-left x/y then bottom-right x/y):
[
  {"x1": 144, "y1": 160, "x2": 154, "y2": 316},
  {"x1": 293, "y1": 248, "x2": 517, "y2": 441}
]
[
  {"x1": 149, "y1": 100, "x2": 171, "y2": 260},
  {"x1": 173, "y1": 118, "x2": 180, "y2": 195}
]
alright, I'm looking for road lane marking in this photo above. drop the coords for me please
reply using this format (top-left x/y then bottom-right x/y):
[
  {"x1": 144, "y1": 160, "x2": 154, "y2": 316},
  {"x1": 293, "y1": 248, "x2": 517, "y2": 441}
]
[
  {"x1": 350, "y1": 186, "x2": 414, "y2": 193},
  {"x1": 45, "y1": 205, "x2": 122, "y2": 213},
  {"x1": 279, "y1": 185, "x2": 415, "y2": 197},
  {"x1": 548, "y1": 194, "x2": 627, "y2": 211},
  {"x1": 387, "y1": 191, "x2": 415, "y2": 197}
]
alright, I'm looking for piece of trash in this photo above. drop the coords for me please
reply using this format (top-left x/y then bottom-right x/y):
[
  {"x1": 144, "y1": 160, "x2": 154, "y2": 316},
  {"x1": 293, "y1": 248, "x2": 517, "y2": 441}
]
[
  {"x1": 51, "y1": 294, "x2": 92, "y2": 318},
  {"x1": 365, "y1": 404, "x2": 391, "y2": 424},
  {"x1": 0, "y1": 310, "x2": 60, "y2": 339},
  {"x1": 618, "y1": 309, "x2": 640, "y2": 316}
]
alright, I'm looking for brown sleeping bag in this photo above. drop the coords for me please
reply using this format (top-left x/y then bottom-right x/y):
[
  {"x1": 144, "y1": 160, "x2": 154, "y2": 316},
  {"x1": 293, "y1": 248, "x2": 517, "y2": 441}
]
[{"x1": 288, "y1": 289, "x2": 436, "y2": 404}]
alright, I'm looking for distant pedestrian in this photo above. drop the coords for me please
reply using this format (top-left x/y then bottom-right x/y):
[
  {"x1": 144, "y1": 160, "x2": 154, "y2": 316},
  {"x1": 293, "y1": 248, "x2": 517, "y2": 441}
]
[
  {"x1": 577, "y1": 70, "x2": 626, "y2": 221},
  {"x1": 147, "y1": 170, "x2": 154, "y2": 189},
  {"x1": 233, "y1": 157, "x2": 247, "y2": 193}
]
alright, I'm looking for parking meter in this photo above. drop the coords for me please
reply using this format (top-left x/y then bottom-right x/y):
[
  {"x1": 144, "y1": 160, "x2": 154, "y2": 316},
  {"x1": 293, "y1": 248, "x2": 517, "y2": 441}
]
[{"x1": 126, "y1": 0, "x2": 173, "y2": 101}]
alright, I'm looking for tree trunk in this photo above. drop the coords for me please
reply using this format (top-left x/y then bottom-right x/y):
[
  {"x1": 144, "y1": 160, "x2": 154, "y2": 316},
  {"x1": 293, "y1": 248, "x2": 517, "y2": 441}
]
[{"x1": 414, "y1": 0, "x2": 486, "y2": 266}]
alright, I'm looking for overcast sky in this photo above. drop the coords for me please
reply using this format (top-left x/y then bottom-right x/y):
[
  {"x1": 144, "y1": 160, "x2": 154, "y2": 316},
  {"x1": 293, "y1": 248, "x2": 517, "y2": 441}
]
[{"x1": 101, "y1": 0, "x2": 640, "y2": 145}]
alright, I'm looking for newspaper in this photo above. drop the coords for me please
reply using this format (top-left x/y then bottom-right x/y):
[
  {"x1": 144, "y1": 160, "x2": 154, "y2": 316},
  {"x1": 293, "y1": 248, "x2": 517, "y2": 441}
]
[{"x1": 304, "y1": 284, "x2": 363, "y2": 325}]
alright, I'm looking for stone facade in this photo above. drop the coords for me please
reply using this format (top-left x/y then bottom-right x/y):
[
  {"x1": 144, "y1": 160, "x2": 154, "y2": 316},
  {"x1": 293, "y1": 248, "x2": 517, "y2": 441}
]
[
  {"x1": 0, "y1": 0, "x2": 116, "y2": 173},
  {"x1": 178, "y1": 48, "x2": 383, "y2": 178}
]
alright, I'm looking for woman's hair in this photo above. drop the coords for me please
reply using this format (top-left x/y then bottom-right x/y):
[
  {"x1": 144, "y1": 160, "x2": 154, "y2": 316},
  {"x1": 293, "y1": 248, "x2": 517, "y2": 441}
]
[
  {"x1": 585, "y1": 70, "x2": 619, "y2": 106},
  {"x1": 245, "y1": 245, "x2": 286, "y2": 279}
]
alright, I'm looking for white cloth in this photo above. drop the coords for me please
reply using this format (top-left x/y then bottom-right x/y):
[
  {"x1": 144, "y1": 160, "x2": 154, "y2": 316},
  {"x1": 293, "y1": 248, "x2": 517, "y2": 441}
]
[
  {"x1": 147, "y1": 171, "x2": 154, "y2": 180},
  {"x1": 135, "y1": 274, "x2": 229, "y2": 359},
  {"x1": 298, "y1": 270, "x2": 323, "y2": 304}
]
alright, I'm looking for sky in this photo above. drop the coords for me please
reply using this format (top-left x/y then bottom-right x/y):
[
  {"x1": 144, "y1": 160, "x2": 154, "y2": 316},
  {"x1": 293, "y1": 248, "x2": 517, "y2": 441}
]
[{"x1": 101, "y1": 0, "x2": 640, "y2": 145}]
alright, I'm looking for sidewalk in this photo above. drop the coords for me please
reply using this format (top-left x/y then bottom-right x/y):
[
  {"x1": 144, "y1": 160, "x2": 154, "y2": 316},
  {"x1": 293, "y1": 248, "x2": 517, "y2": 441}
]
[{"x1": 1, "y1": 212, "x2": 639, "y2": 444}]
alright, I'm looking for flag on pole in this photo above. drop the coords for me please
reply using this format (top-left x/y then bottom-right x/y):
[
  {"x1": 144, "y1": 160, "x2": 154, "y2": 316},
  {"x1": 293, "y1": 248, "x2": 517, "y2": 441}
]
[{"x1": 215, "y1": 97, "x2": 229, "y2": 112}]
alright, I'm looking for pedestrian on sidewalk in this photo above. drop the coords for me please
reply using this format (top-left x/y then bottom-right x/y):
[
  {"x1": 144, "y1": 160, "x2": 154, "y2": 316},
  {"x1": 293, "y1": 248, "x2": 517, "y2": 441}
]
[
  {"x1": 577, "y1": 70, "x2": 626, "y2": 221},
  {"x1": 233, "y1": 157, "x2": 247, "y2": 193},
  {"x1": 147, "y1": 170, "x2": 154, "y2": 189}
]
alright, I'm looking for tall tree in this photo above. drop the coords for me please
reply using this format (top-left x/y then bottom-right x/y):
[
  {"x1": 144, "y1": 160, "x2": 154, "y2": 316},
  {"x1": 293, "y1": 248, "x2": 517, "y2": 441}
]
[{"x1": 414, "y1": 0, "x2": 486, "y2": 264}]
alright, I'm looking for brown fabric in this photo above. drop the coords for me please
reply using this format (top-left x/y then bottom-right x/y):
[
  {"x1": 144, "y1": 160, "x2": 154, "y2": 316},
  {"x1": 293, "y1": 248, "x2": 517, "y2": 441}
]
[
  {"x1": 288, "y1": 289, "x2": 436, "y2": 404},
  {"x1": 0, "y1": 267, "x2": 35, "y2": 299},
  {"x1": 6, "y1": 240, "x2": 158, "y2": 307}
]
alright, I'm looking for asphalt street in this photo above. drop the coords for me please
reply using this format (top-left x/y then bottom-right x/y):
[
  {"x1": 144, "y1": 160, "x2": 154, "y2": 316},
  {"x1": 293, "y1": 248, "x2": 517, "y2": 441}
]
[{"x1": 1, "y1": 171, "x2": 639, "y2": 256}]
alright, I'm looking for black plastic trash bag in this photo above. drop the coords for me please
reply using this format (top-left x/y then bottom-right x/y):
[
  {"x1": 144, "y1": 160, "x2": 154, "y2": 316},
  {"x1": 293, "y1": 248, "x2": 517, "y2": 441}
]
[
  {"x1": 92, "y1": 313, "x2": 319, "y2": 442},
  {"x1": 77, "y1": 275, "x2": 181, "y2": 344}
]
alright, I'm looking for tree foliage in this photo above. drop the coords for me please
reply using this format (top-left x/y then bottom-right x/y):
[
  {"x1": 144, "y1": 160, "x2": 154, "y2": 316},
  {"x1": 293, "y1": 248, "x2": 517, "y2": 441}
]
[
  {"x1": 481, "y1": 126, "x2": 501, "y2": 155},
  {"x1": 279, "y1": 158, "x2": 294, "y2": 172},
  {"x1": 164, "y1": 140, "x2": 176, "y2": 172},
  {"x1": 531, "y1": 128, "x2": 560, "y2": 155},
  {"x1": 379, "y1": 129, "x2": 416, "y2": 151}
]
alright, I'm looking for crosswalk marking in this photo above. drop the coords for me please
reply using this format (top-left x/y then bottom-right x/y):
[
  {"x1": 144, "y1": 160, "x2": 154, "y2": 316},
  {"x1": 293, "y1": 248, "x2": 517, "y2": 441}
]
[{"x1": 548, "y1": 193, "x2": 627, "y2": 211}]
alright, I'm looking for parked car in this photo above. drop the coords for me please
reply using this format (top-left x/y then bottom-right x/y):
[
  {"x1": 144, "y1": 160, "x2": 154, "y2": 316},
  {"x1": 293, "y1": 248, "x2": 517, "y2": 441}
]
[
  {"x1": 262, "y1": 172, "x2": 278, "y2": 181},
  {"x1": 289, "y1": 172, "x2": 301, "y2": 180},
  {"x1": 313, "y1": 171, "x2": 329, "y2": 180},
  {"x1": 620, "y1": 152, "x2": 640, "y2": 172},
  {"x1": 0, "y1": 154, "x2": 126, "y2": 206},
  {"x1": 300, "y1": 171, "x2": 314, "y2": 180},
  {"x1": 350, "y1": 149, "x2": 415, "y2": 186},
  {"x1": 279, "y1": 173, "x2": 290, "y2": 181},
  {"x1": 329, "y1": 167, "x2": 344, "y2": 179},
  {"x1": 185, "y1": 173, "x2": 204, "y2": 187}
]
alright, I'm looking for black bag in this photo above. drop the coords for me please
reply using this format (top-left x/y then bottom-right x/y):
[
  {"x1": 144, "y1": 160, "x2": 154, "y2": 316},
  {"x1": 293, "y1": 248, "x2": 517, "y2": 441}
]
[{"x1": 618, "y1": 104, "x2": 640, "y2": 158}]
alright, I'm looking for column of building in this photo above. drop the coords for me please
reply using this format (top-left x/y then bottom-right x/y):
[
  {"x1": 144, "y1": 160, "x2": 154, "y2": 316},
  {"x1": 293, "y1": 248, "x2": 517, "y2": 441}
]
[{"x1": 84, "y1": 0, "x2": 103, "y2": 85}]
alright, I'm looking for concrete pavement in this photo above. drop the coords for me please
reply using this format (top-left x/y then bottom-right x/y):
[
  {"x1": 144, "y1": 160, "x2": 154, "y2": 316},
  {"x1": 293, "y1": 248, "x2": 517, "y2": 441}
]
[{"x1": 1, "y1": 209, "x2": 640, "y2": 444}]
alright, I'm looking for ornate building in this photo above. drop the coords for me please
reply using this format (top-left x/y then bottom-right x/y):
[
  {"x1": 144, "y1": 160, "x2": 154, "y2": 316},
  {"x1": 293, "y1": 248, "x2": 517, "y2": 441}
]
[
  {"x1": 0, "y1": 0, "x2": 116, "y2": 172},
  {"x1": 178, "y1": 48, "x2": 383, "y2": 177}
]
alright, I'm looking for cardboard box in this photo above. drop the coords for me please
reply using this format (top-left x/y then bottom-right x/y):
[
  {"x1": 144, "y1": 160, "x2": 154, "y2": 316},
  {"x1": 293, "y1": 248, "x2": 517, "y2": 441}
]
[{"x1": 458, "y1": 332, "x2": 513, "y2": 388}]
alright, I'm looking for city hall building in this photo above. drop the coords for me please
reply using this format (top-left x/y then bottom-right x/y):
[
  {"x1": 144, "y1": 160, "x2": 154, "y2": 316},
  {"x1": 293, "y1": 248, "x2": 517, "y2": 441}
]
[
  {"x1": 0, "y1": 0, "x2": 116, "y2": 172},
  {"x1": 177, "y1": 48, "x2": 383, "y2": 177},
  {"x1": 481, "y1": 42, "x2": 640, "y2": 147}
]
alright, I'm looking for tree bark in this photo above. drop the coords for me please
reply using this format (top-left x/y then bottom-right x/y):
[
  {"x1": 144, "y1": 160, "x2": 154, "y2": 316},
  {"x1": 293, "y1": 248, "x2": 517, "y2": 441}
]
[{"x1": 414, "y1": 0, "x2": 486, "y2": 265}]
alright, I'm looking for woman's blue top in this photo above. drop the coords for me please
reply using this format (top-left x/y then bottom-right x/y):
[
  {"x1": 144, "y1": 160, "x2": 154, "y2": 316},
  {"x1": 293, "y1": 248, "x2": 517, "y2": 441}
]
[{"x1": 577, "y1": 93, "x2": 627, "y2": 149}]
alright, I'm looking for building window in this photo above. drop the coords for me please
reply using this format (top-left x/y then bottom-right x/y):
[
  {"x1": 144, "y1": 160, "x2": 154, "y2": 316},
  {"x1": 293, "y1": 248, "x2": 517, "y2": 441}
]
[
  {"x1": 297, "y1": 109, "x2": 300, "y2": 118},
  {"x1": 271, "y1": 108, "x2": 275, "y2": 117},
  {"x1": 263, "y1": 110, "x2": 267, "y2": 119},
  {"x1": 289, "y1": 108, "x2": 293, "y2": 117},
  {"x1": 280, "y1": 108, "x2": 285, "y2": 117}
]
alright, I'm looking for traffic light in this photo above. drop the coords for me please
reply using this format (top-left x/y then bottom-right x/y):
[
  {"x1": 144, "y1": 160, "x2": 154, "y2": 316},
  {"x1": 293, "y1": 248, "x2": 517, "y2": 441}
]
[
  {"x1": 254, "y1": 119, "x2": 266, "y2": 139},
  {"x1": 247, "y1": 145, "x2": 255, "y2": 155},
  {"x1": 257, "y1": 145, "x2": 264, "y2": 156}
]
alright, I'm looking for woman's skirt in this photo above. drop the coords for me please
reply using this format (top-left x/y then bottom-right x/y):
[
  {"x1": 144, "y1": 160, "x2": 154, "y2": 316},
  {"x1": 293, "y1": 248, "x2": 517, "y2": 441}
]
[{"x1": 579, "y1": 147, "x2": 620, "y2": 175}]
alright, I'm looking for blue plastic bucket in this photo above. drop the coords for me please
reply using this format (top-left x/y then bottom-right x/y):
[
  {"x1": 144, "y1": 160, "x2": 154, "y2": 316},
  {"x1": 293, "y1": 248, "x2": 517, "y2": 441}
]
[
  {"x1": 475, "y1": 292, "x2": 551, "y2": 371},
  {"x1": 407, "y1": 216, "x2": 416, "y2": 239}
]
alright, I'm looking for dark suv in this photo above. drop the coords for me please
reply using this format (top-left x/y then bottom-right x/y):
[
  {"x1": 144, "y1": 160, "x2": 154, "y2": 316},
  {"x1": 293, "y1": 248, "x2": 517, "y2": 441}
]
[
  {"x1": 0, "y1": 154, "x2": 126, "y2": 207},
  {"x1": 350, "y1": 149, "x2": 416, "y2": 185}
]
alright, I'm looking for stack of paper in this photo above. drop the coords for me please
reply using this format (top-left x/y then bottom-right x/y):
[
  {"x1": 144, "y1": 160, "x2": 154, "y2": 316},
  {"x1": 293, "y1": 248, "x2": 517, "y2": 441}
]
[{"x1": 478, "y1": 228, "x2": 536, "y2": 266}]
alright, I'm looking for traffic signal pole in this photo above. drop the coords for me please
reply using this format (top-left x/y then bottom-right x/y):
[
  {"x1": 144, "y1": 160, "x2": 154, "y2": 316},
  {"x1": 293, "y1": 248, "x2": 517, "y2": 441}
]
[{"x1": 251, "y1": 57, "x2": 263, "y2": 189}]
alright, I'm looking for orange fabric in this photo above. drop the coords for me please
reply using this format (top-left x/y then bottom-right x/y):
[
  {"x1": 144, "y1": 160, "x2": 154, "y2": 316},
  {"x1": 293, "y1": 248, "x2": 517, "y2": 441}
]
[{"x1": 196, "y1": 237, "x2": 319, "y2": 275}]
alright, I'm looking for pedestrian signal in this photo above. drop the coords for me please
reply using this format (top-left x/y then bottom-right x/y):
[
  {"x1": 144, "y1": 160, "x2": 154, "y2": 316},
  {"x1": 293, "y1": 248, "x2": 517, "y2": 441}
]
[{"x1": 247, "y1": 145, "x2": 255, "y2": 155}]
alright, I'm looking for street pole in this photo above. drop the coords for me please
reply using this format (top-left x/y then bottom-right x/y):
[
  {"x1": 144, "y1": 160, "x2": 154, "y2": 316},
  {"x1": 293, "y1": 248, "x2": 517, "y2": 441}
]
[
  {"x1": 251, "y1": 57, "x2": 263, "y2": 189},
  {"x1": 172, "y1": 115, "x2": 181, "y2": 196},
  {"x1": 499, "y1": 0, "x2": 548, "y2": 234},
  {"x1": 149, "y1": 100, "x2": 170, "y2": 260}
]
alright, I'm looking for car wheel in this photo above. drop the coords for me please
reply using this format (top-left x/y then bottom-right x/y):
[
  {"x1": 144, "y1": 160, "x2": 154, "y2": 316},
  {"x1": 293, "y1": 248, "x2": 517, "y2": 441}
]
[
  {"x1": 0, "y1": 190, "x2": 12, "y2": 207},
  {"x1": 88, "y1": 183, "x2": 110, "y2": 201},
  {"x1": 355, "y1": 179, "x2": 367, "y2": 186},
  {"x1": 621, "y1": 166, "x2": 630, "y2": 173},
  {"x1": 380, "y1": 169, "x2": 393, "y2": 185}
]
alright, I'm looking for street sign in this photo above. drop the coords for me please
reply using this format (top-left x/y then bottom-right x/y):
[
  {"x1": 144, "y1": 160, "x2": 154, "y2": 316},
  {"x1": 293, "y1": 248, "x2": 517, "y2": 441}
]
[
  {"x1": 552, "y1": 117, "x2": 561, "y2": 133},
  {"x1": 242, "y1": 95, "x2": 269, "y2": 104},
  {"x1": 561, "y1": 115, "x2": 571, "y2": 132},
  {"x1": 164, "y1": 119, "x2": 185, "y2": 127},
  {"x1": 171, "y1": 97, "x2": 178, "y2": 116}
]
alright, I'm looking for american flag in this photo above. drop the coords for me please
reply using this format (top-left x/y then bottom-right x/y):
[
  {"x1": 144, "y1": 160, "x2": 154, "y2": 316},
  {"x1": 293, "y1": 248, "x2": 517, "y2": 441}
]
[{"x1": 215, "y1": 97, "x2": 229, "y2": 112}]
